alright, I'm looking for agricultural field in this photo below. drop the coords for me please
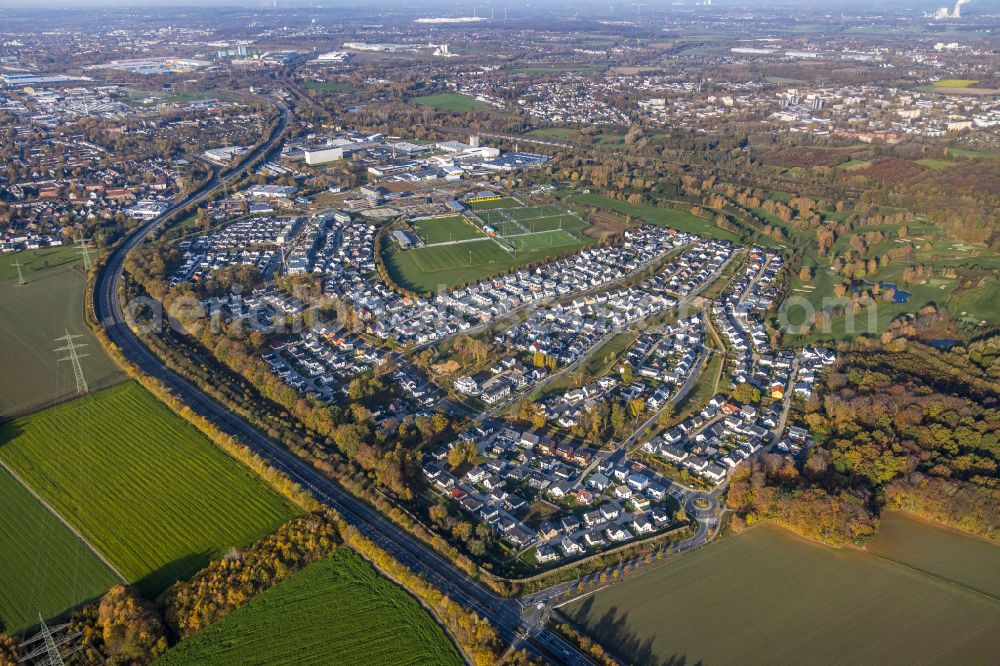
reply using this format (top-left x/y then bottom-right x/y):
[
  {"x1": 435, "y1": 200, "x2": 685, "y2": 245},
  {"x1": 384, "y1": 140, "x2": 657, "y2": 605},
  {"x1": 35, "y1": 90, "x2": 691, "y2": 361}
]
[
  {"x1": 868, "y1": 512, "x2": 1000, "y2": 599},
  {"x1": 411, "y1": 215, "x2": 485, "y2": 245},
  {"x1": 0, "y1": 467, "x2": 117, "y2": 633},
  {"x1": 0, "y1": 247, "x2": 125, "y2": 417},
  {"x1": 565, "y1": 193, "x2": 741, "y2": 242},
  {"x1": 564, "y1": 524, "x2": 1000, "y2": 666},
  {"x1": 413, "y1": 92, "x2": 495, "y2": 113},
  {"x1": 0, "y1": 383, "x2": 301, "y2": 597},
  {"x1": 385, "y1": 200, "x2": 592, "y2": 292},
  {"x1": 157, "y1": 550, "x2": 462, "y2": 666}
]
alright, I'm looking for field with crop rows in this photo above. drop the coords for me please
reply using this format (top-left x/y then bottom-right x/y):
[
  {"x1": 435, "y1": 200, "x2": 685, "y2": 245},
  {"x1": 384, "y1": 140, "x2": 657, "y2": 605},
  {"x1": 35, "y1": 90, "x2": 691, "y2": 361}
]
[
  {"x1": 565, "y1": 523, "x2": 1000, "y2": 666},
  {"x1": 0, "y1": 247, "x2": 124, "y2": 416},
  {"x1": 0, "y1": 383, "x2": 301, "y2": 596},
  {"x1": 0, "y1": 467, "x2": 117, "y2": 633},
  {"x1": 868, "y1": 512, "x2": 1000, "y2": 599},
  {"x1": 157, "y1": 550, "x2": 463, "y2": 665}
]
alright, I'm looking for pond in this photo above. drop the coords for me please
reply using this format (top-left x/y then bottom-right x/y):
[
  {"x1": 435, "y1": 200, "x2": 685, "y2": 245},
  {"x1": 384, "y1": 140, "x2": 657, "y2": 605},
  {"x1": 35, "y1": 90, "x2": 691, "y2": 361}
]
[{"x1": 853, "y1": 280, "x2": 913, "y2": 304}]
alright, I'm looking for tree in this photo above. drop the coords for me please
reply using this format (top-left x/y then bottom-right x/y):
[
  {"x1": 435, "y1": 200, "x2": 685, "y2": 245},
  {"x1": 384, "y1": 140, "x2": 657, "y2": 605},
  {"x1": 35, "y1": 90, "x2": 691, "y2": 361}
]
[
  {"x1": 452, "y1": 521, "x2": 473, "y2": 542},
  {"x1": 429, "y1": 503, "x2": 449, "y2": 523},
  {"x1": 732, "y1": 382, "x2": 760, "y2": 405},
  {"x1": 799, "y1": 266, "x2": 813, "y2": 282},
  {"x1": 657, "y1": 402, "x2": 676, "y2": 427},
  {"x1": 610, "y1": 403, "x2": 626, "y2": 434},
  {"x1": 448, "y1": 440, "x2": 477, "y2": 469},
  {"x1": 98, "y1": 585, "x2": 168, "y2": 661},
  {"x1": 333, "y1": 423, "x2": 368, "y2": 459},
  {"x1": 620, "y1": 363, "x2": 634, "y2": 385}
]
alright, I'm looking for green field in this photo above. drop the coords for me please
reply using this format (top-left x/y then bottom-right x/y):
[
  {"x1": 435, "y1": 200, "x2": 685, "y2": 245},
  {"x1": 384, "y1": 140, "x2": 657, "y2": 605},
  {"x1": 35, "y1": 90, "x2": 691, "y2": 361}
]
[
  {"x1": 478, "y1": 205, "x2": 588, "y2": 236},
  {"x1": 916, "y1": 158, "x2": 954, "y2": 170},
  {"x1": 506, "y1": 229, "x2": 582, "y2": 252},
  {"x1": 565, "y1": 524, "x2": 1000, "y2": 666},
  {"x1": 386, "y1": 231, "x2": 591, "y2": 293},
  {"x1": 784, "y1": 218, "x2": 1000, "y2": 340},
  {"x1": 0, "y1": 383, "x2": 301, "y2": 596},
  {"x1": 949, "y1": 147, "x2": 1000, "y2": 160},
  {"x1": 0, "y1": 247, "x2": 125, "y2": 416},
  {"x1": 413, "y1": 93, "x2": 495, "y2": 113},
  {"x1": 157, "y1": 550, "x2": 462, "y2": 666},
  {"x1": 932, "y1": 79, "x2": 979, "y2": 88},
  {"x1": 869, "y1": 512, "x2": 1000, "y2": 599},
  {"x1": 467, "y1": 196, "x2": 522, "y2": 210},
  {"x1": 385, "y1": 201, "x2": 593, "y2": 292},
  {"x1": 412, "y1": 215, "x2": 485, "y2": 244},
  {"x1": 836, "y1": 159, "x2": 871, "y2": 170},
  {"x1": 565, "y1": 193, "x2": 741, "y2": 242},
  {"x1": 0, "y1": 467, "x2": 117, "y2": 633}
]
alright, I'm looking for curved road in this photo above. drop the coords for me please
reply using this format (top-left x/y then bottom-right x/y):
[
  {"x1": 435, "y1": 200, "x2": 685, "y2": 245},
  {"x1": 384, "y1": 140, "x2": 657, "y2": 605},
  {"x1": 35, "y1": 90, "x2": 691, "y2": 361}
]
[{"x1": 92, "y1": 104, "x2": 594, "y2": 664}]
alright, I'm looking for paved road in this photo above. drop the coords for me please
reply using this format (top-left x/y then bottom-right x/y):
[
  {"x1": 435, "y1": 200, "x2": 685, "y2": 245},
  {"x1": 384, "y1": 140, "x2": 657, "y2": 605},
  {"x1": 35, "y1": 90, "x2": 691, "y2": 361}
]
[{"x1": 92, "y1": 103, "x2": 595, "y2": 664}]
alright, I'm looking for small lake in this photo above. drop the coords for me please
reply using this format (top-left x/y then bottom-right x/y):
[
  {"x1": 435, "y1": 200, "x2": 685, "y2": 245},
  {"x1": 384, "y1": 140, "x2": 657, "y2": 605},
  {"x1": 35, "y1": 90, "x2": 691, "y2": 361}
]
[{"x1": 853, "y1": 280, "x2": 913, "y2": 304}]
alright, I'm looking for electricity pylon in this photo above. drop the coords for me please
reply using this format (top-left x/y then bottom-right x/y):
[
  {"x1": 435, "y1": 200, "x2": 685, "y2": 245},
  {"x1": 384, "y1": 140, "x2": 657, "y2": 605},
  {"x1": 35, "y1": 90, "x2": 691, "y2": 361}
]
[
  {"x1": 18, "y1": 615, "x2": 83, "y2": 666},
  {"x1": 75, "y1": 237, "x2": 92, "y2": 271},
  {"x1": 14, "y1": 260, "x2": 26, "y2": 285},
  {"x1": 54, "y1": 330, "x2": 89, "y2": 395}
]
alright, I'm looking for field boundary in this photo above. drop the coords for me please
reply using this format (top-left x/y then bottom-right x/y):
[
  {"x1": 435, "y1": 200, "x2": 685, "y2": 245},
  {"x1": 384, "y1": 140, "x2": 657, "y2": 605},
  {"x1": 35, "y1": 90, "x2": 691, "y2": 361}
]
[
  {"x1": 866, "y1": 546, "x2": 1000, "y2": 603},
  {"x1": 347, "y1": 547, "x2": 473, "y2": 666},
  {"x1": 0, "y1": 457, "x2": 129, "y2": 584}
]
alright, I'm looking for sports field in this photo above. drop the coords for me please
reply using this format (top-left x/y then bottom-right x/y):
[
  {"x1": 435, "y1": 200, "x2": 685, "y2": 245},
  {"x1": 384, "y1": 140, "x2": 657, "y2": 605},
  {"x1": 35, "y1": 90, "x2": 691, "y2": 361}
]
[
  {"x1": 0, "y1": 466, "x2": 117, "y2": 633},
  {"x1": 564, "y1": 524, "x2": 1000, "y2": 666},
  {"x1": 0, "y1": 247, "x2": 125, "y2": 416},
  {"x1": 0, "y1": 383, "x2": 301, "y2": 596},
  {"x1": 412, "y1": 215, "x2": 485, "y2": 245},
  {"x1": 478, "y1": 205, "x2": 587, "y2": 236},
  {"x1": 413, "y1": 92, "x2": 495, "y2": 113},
  {"x1": 157, "y1": 550, "x2": 463, "y2": 666},
  {"x1": 506, "y1": 229, "x2": 582, "y2": 251},
  {"x1": 385, "y1": 200, "x2": 593, "y2": 292}
]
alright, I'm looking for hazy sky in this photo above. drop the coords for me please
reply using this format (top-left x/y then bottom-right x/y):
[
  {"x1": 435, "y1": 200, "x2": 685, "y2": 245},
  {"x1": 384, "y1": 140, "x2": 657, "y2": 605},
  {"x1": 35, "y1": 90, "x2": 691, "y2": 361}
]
[{"x1": 0, "y1": 0, "x2": 993, "y2": 9}]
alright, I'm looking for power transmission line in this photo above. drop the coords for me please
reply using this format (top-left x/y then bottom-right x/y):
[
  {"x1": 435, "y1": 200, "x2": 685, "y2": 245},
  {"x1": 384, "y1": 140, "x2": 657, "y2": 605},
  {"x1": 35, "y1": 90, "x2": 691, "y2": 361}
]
[
  {"x1": 75, "y1": 237, "x2": 92, "y2": 271},
  {"x1": 54, "y1": 330, "x2": 89, "y2": 395},
  {"x1": 18, "y1": 615, "x2": 83, "y2": 666}
]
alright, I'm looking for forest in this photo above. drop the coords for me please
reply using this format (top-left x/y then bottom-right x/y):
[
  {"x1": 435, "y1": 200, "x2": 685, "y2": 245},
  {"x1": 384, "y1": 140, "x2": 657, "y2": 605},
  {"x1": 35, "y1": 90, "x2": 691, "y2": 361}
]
[{"x1": 728, "y1": 341, "x2": 1000, "y2": 543}]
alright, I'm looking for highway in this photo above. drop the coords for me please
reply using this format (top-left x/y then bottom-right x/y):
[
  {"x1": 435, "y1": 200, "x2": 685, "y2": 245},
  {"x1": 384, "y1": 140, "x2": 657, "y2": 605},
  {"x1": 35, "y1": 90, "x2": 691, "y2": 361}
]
[{"x1": 92, "y1": 102, "x2": 595, "y2": 665}]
